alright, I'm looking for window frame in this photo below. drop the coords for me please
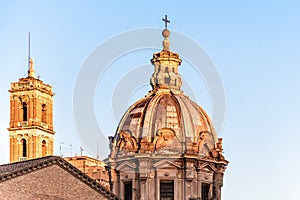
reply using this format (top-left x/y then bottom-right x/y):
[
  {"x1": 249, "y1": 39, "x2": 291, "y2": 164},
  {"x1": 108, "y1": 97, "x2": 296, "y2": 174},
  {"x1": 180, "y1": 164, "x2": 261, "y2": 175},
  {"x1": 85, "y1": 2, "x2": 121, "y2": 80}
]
[{"x1": 160, "y1": 180, "x2": 174, "y2": 200}]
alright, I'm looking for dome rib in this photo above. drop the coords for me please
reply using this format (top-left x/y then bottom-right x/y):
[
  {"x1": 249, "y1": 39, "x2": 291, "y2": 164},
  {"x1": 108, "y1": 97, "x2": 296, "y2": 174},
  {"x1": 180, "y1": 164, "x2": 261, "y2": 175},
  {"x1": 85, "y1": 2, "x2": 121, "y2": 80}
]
[
  {"x1": 137, "y1": 93, "x2": 155, "y2": 142},
  {"x1": 116, "y1": 95, "x2": 151, "y2": 139},
  {"x1": 174, "y1": 94, "x2": 196, "y2": 142},
  {"x1": 189, "y1": 99, "x2": 218, "y2": 144}
]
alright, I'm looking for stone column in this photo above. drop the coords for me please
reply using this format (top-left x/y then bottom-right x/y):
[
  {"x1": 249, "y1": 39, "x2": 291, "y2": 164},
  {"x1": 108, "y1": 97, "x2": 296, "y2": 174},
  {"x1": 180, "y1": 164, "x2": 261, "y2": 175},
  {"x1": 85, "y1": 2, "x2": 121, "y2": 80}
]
[
  {"x1": 29, "y1": 96, "x2": 33, "y2": 126},
  {"x1": 135, "y1": 164, "x2": 140, "y2": 200},
  {"x1": 49, "y1": 99, "x2": 53, "y2": 129},
  {"x1": 33, "y1": 97, "x2": 37, "y2": 126},
  {"x1": 10, "y1": 138, "x2": 13, "y2": 162},
  {"x1": 18, "y1": 138, "x2": 22, "y2": 160},
  {"x1": 13, "y1": 138, "x2": 18, "y2": 162},
  {"x1": 111, "y1": 168, "x2": 120, "y2": 196},
  {"x1": 213, "y1": 172, "x2": 223, "y2": 200},
  {"x1": 17, "y1": 102, "x2": 21, "y2": 122},
  {"x1": 10, "y1": 99, "x2": 13, "y2": 127},
  {"x1": 28, "y1": 136, "x2": 32, "y2": 159},
  {"x1": 49, "y1": 139, "x2": 53, "y2": 155}
]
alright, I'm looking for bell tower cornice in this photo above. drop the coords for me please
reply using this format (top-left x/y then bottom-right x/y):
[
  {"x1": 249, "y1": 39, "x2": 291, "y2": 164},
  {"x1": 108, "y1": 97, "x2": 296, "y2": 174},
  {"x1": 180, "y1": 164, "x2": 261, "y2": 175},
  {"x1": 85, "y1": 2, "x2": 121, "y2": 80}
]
[{"x1": 9, "y1": 77, "x2": 54, "y2": 96}]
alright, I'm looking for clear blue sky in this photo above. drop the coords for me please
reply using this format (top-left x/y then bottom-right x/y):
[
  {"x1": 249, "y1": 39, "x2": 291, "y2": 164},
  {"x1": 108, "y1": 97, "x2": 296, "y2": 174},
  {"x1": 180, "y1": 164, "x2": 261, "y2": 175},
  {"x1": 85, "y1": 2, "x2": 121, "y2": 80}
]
[{"x1": 1, "y1": 1, "x2": 300, "y2": 199}]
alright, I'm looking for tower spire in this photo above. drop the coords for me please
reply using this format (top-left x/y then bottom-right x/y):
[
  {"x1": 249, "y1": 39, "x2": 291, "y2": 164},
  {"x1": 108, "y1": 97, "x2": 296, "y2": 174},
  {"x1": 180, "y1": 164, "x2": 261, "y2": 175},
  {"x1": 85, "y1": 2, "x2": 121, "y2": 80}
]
[
  {"x1": 27, "y1": 32, "x2": 36, "y2": 78},
  {"x1": 28, "y1": 32, "x2": 30, "y2": 69}
]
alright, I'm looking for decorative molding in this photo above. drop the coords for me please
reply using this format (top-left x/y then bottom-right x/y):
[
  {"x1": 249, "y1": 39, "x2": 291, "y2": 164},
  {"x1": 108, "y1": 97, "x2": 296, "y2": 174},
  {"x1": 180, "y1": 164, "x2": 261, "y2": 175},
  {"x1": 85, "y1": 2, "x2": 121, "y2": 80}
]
[
  {"x1": 116, "y1": 161, "x2": 137, "y2": 171},
  {"x1": 153, "y1": 159, "x2": 181, "y2": 169}
]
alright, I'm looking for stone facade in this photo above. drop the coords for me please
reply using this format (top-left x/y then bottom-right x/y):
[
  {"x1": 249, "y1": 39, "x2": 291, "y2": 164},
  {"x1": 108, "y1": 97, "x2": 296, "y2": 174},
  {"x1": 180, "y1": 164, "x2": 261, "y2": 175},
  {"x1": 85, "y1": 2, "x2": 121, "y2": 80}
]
[
  {"x1": 106, "y1": 24, "x2": 228, "y2": 200},
  {"x1": 65, "y1": 156, "x2": 110, "y2": 189},
  {"x1": 8, "y1": 58, "x2": 55, "y2": 162}
]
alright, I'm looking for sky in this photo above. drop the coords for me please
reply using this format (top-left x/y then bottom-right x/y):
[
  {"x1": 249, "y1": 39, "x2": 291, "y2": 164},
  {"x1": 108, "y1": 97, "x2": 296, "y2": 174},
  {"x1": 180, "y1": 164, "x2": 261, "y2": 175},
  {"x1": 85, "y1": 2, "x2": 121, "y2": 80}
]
[{"x1": 1, "y1": 1, "x2": 300, "y2": 199}]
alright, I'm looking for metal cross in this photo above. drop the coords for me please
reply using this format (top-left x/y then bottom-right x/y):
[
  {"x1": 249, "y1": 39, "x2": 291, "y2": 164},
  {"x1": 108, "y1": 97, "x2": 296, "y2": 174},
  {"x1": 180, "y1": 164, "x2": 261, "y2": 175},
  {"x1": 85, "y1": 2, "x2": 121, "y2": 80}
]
[{"x1": 162, "y1": 15, "x2": 170, "y2": 29}]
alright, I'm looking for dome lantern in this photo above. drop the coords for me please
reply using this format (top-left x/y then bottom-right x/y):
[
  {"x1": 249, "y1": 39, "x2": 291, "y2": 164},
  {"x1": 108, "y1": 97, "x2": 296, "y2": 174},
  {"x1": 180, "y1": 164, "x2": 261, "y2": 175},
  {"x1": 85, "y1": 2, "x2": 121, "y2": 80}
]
[{"x1": 150, "y1": 15, "x2": 183, "y2": 93}]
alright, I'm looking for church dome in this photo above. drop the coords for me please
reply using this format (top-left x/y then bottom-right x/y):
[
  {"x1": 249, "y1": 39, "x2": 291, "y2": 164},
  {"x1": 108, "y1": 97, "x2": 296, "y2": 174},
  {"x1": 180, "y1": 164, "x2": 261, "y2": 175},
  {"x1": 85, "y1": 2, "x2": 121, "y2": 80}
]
[
  {"x1": 106, "y1": 18, "x2": 228, "y2": 200},
  {"x1": 115, "y1": 89, "x2": 217, "y2": 154},
  {"x1": 110, "y1": 26, "x2": 219, "y2": 157}
]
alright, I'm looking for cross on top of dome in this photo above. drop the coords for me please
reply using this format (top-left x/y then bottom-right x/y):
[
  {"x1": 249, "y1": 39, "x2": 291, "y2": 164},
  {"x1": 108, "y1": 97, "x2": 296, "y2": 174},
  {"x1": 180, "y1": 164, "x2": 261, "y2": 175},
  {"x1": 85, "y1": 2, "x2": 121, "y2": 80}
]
[
  {"x1": 162, "y1": 15, "x2": 170, "y2": 30},
  {"x1": 161, "y1": 15, "x2": 171, "y2": 51}
]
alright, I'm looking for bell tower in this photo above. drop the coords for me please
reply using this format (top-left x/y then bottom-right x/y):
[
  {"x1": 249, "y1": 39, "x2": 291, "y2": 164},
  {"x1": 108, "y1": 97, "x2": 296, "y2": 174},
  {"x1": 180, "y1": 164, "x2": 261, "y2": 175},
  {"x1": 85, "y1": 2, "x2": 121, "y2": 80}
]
[{"x1": 8, "y1": 58, "x2": 55, "y2": 162}]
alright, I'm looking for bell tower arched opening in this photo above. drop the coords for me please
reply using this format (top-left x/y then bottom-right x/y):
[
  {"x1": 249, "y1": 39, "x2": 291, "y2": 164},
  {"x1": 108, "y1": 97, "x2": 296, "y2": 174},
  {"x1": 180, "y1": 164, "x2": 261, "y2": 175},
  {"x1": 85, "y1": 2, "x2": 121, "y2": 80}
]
[
  {"x1": 42, "y1": 104, "x2": 47, "y2": 123},
  {"x1": 21, "y1": 138, "x2": 27, "y2": 157},
  {"x1": 42, "y1": 140, "x2": 47, "y2": 157},
  {"x1": 22, "y1": 102, "x2": 27, "y2": 121}
]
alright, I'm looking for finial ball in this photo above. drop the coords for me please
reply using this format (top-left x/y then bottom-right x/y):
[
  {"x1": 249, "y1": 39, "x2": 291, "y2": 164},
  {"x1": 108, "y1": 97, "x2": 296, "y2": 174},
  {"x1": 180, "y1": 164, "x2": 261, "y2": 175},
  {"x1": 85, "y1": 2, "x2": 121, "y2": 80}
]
[{"x1": 162, "y1": 29, "x2": 170, "y2": 38}]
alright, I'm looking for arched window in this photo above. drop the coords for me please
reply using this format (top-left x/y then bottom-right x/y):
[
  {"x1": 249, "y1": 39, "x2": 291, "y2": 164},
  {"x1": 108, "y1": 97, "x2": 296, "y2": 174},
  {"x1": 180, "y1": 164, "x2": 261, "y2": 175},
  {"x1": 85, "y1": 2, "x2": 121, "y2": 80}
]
[
  {"x1": 42, "y1": 140, "x2": 47, "y2": 157},
  {"x1": 42, "y1": 104, "x2": 47, "y2": 123},
  {"x1": 22, "y1": 102, "x2": 27, "y2": 121},
  {"x1": 21, "y1": 138, "x2": 27, "y2": 157}
]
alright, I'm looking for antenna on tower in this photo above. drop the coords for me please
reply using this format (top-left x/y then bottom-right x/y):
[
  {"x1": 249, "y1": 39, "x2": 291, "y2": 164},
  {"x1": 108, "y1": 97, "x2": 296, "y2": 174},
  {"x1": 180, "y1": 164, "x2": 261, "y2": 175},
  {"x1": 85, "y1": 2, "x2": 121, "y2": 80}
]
[
  {"x1": 80, "y1": 146, "x2": 84, "y2": 156},
  {"x1": 70, "y1": 144, "x2": 73, "y2": 157},
  {"x1": 59, "y1": 142, "x2": 64, "y2": 157},
  {"x1": 28, "y1": 32, "x2": 30, "y2": 70},
  {"x1": 96, "y1": 141, "x2": 100, "y2": 159}
]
